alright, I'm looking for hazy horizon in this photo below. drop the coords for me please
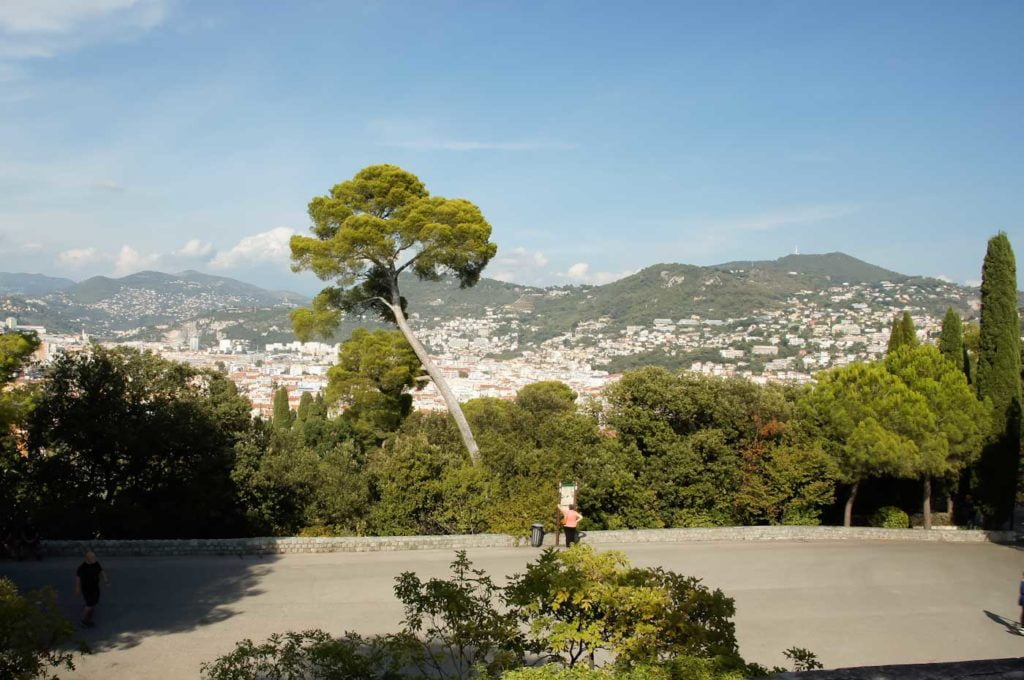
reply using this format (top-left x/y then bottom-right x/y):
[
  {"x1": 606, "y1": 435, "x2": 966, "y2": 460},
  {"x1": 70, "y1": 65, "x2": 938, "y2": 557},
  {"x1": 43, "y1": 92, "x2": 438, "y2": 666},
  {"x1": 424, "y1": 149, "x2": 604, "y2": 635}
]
[{"x1": 0, "y1": 249, "x2": 982, "y2": 298}]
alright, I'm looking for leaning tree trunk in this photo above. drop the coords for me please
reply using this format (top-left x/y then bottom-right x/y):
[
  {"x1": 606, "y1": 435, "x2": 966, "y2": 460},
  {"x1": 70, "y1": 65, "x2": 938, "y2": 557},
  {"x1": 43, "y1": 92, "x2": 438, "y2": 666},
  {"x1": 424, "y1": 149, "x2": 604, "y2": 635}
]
[
  {"x1": 387, "y1": 299, "x2": 481, "y2": 464},
  {"x1": 923, "y1": 476, "x2": 932, "y2": 530},
  {"x1": 844, "y1": 481, "x2": 859, "y2": 527}
]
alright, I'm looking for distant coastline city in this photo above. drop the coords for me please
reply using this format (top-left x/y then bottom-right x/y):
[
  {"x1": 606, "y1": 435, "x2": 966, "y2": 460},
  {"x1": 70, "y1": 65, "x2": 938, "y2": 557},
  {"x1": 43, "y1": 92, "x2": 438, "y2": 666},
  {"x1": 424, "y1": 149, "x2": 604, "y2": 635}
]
[{"x1": 2, "y1": 255, "x2": 979, "y2": 418}]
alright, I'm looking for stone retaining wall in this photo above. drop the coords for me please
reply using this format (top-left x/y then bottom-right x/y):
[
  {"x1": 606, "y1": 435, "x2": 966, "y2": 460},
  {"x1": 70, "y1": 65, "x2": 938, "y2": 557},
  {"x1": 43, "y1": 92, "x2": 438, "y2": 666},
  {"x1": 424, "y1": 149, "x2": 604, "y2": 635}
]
[
  {"x1": 41, "y1": 533, "x2": 520, "y2": 557},
  {"x1": 772, "y1": 656, "x2": 1024, "y2": 679},
  {"x1": 39, "y1": 525, "x2": 1014, "y2": 557},
  {"x1": 564, "y1": 525, "x2": 1015, "y2": 545}
]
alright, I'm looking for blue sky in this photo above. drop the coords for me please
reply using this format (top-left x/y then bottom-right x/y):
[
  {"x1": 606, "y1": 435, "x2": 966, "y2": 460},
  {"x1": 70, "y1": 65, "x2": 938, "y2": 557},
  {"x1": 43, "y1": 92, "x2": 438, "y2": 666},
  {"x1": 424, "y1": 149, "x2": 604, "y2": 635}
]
[{"x1": 0, "y1": 0, "x2": 1021, "y2": 293}]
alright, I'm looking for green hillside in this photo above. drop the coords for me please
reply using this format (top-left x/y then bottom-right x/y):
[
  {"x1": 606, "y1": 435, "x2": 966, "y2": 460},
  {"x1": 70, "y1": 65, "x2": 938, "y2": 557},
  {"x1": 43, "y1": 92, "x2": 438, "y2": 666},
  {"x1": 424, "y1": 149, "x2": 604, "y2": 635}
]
[
  {"x1": 0, "y1": 273, "x2": 76, "y2": 296},
  {"x1": 713, "y1": 252, "x2": 904, "y2": 284}
]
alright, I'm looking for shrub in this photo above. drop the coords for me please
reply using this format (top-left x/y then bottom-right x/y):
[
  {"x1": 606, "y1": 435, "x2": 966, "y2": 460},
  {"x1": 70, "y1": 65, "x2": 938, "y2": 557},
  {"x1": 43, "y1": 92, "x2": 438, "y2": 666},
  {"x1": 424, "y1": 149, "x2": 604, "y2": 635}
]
[
  {"x1": 200, "y1": 630, "x2": 406, "y2": 680},
  {"x1": 501, "y1": 665, "x2": 672, "y2": 679},
  {"x1": 393, "y1": 550, "x2": 526, "y2": 678},
  {"x1": 0, "y1": 577, "x2": 83, "y2": 680},
  {"x1": 297, "y1": 525, "x2": 352, "y2": 537},
  {"x1": 203, "y1": 548, "x2": 819, "y2": 679},
  {"x1": 870, "y1": 506, "x2": 909, "y2": 529},
  {"x1": 504, "y1": 545, "x2": 745, "y2": 670}
]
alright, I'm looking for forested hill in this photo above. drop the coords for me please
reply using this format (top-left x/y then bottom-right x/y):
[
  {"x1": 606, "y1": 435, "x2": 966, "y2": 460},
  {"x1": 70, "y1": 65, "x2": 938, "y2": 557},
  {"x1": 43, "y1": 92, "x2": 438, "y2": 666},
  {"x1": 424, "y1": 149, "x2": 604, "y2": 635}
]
[
  {"x1": 512, "y1": 253, "x2": 973, "y2": 344},
  {"x1": 0, "y1": 270, "x2": 307, "y2": 336},
  {"x1": 712, "y1": 252, "x2": 904, "y2": 284},
  {"x1": 0, "y1": 253, "x2": 980, "y2": 342},
  {"x1": 0, "y1": 272, "x2": 75, "y2": 296}
]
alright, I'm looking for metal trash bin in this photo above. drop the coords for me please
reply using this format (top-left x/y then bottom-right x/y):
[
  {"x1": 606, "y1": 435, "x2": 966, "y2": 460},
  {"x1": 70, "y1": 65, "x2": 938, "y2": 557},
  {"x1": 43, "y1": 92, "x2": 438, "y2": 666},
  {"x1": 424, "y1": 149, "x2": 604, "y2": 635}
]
[{"x1": 530, "y1": 523, "x2": 545, "y2": 547}]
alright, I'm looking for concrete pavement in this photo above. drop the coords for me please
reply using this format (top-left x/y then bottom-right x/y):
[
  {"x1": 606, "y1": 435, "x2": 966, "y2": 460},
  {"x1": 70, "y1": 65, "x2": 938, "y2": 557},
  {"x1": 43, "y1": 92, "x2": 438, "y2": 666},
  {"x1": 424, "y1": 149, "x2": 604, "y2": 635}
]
[{"x1": 4, "y1": 540, "x2": 1023, "y2": 679}]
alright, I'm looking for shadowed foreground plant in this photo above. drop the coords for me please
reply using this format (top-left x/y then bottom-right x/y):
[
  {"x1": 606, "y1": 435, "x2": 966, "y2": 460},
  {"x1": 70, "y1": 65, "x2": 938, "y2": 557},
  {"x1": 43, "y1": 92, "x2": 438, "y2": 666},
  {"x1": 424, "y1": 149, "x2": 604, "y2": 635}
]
[
  {"x1": 199, "y1": 630, "x2": 406, "y2": 680},
  {"x1": 0, "y1": 577, "x2": 85, "y2": 680},
  {"x1": 201, "y1": 547, "x2": 819, "y2": 679},
  {"x1": 394, "y1": 550, "x2": 527, "y2": 678}
]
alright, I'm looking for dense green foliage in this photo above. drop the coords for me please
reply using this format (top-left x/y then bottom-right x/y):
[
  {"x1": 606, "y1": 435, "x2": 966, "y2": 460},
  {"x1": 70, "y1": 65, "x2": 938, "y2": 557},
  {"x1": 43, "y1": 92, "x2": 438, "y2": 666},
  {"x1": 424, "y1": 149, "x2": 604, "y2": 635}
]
[
  {"x1": 200, "y1": 630, "x2": 407, "y2": 680},
  {"x1": 290, "y1": 163, "x2": 498, "y2": 461},
  {"x1": 974, "y1": 232, "x2": 1022, "y2": 526},
  {"x1": 883, "y1": 346, "x2": 989, "y2": 528},
  {"x1": 202, "y1": 548, "x2": 817, "y2": 679},
  {"x1": 0, "y1": 577, "x2": 82, "y2": 680},
  {"x1": 603, "y1": 367, "x2": 833, "y2": 528},
  {"x1": 20, "y1": 346, "x2": 253, "y2": 538},
  {"x1": 4, "y1": 338, "x2": 1000, "y2": 540},
  {"x1": 797, "y1": 362, "x2": 920, "y2": 525},
  {"x1": 938, "y1": 308, "x2": 965, "y2": 374},
  {"x1": 326, "y1": 328, "x2": 423, "y2": 444},
  {"x1": 870, "y1": 506, "x2": 909, "y2": 529},
  {"x1": 799, "y1": 347, "x2": 990, "y2": 527},
  {"x1": 885, "y1": 312, "x2": 917, "y2": 353},
  {"x1": 0, "y1": 333, "x2": 39, "y2": 532},
  {"x1": 505, "y1": 546, "x2": 744, "y2": 670},
  {"x1": 272, "y1": 386, "x2": 293, "y2": 429}
]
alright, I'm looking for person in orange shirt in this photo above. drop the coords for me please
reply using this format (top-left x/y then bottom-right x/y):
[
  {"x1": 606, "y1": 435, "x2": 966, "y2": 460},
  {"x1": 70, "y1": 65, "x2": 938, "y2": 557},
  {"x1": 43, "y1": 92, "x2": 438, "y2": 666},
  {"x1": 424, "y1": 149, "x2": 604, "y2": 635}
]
[{"x1": 559, "y1": 504, "x2": 583, "y2": 547}]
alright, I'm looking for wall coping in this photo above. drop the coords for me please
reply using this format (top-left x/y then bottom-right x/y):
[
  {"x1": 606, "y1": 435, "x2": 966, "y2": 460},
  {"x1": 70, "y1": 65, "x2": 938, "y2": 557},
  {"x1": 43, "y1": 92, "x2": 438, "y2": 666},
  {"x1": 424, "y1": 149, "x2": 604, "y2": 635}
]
[
  {"x1": 33, "y1": 525, "x2": 1016, "y2": 557},
  {"x1": 772, "y1": 656, "x2": 1024, "y2": 679},
  {"x1": 570, "y1": 525, "x2": 1016, "y2": 546}
]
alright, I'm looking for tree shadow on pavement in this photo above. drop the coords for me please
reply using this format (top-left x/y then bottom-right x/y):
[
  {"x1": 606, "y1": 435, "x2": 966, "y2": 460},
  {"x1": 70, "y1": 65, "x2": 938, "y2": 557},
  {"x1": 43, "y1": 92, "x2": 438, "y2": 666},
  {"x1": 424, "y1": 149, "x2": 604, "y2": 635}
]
[
  {"x1": 983, "y1": 610, "x2": 1023, "y2": 636},
  {"x1": 1, "y1": 553, "x2": 278, "y2": 652}
]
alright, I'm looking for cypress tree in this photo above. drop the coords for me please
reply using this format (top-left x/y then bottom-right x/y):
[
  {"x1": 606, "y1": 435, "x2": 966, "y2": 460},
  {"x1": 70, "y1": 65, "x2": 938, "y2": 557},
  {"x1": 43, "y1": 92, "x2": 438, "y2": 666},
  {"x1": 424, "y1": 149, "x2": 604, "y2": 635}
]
[
  {"x1": 939, "y1": 308, "x2": 965, "y2": 373},
  {"x1": 975, "y1": 232, "x2": 1022, "y2": 527},
  {"x1": 887, "y1": 312, "x2": 917, "y2": 353},
  {"x1": 296, "y1": 391, "x2": 313, "y2": 424},
  {"x1": 886, "y1": 316, "x2": 905, "y2": 353},
  {"x1": 272, "y1": 386, "x2": 293, "y2": 428},
  {"x1": 900, "y1": 311, "x2": 918, "y2": 347}
]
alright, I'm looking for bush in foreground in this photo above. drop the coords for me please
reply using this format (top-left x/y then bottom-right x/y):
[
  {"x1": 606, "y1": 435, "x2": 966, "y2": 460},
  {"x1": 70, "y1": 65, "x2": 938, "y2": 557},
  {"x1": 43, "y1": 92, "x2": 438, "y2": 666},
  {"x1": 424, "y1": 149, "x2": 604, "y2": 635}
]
[
  {"x1": 0, "y1": 577, "x2": 84, "y2": 680},
  {"x1": 202, "y1": 547, "x2": 818, "y2": 679}
]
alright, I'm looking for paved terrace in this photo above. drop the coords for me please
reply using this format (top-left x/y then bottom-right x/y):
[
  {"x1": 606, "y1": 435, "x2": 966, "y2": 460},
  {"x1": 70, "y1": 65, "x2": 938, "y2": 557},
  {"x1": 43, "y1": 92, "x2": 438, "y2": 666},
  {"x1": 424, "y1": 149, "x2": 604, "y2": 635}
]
[{"x1": 4, "y1": 538, "x2": 1024, "y2": 679}]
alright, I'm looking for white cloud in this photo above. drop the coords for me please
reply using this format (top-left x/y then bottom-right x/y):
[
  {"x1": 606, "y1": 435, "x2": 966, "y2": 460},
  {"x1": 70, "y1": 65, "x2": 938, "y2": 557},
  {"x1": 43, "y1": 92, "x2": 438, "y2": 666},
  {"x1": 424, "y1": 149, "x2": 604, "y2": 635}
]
[
  {"x1": 489, "y1": 247, "x2": 550, "y2": 284},
  {"x1": 964, "y1": 279, "x2": 981, "y2": 288},
  {"x1": 559, "y1": 262, "x2": 634, "y2": 286},
  {"x1": 91, "y1": 179, "x2": 126, "y2": 192},
  {"x1": 57, "y1": 247, "x2": 102, "y2": 267},
  {"x1": 114, "y1": 244, "x2": 160, "y2": 275},
  {"x1": 178, "y1": 238, "x2": 213, "y2": 258},
  {"x1": 0, "y1": 238, "x2": 43, "y2": 255},
  {"x1": 0, "y1": 0, "x2": 168, "y2": 62},
  {"x1": 210, "y1": 227, "x2": 294, "y2": 270},
  {"x1": 704, "y1": 204, "x2": 858, "y2": 233}
]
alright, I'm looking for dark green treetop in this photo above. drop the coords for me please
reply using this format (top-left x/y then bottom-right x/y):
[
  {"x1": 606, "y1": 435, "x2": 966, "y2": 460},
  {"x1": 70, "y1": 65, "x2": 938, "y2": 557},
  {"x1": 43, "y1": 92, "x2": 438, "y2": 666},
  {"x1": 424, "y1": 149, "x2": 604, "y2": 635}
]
[
  {"x1": 887, "y1": 312, "x2": 918, "y2": 353},
  {"x1": 272, "y1": 386, "x2": 293, "y2": 429},
  {"x1": 974, "y1": 232, "x2": 1021, "y2": 526},
  {"x1": 976, "y1": 232, "x2": 1021, "y2": 430},
  {"x1": 938, "y1": 308, "x2": 965, "y2": 374},
  {"x1": 290, "y1": 164, "x2": 497, "y2": 462}
]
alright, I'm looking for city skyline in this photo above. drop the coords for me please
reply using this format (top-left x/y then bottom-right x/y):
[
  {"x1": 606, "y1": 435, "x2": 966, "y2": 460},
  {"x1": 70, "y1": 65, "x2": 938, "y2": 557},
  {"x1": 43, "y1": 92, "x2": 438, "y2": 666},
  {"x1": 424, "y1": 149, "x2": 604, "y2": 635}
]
[{"x1": 1, "y1": 1, "x2": 1021, "y2": 292}]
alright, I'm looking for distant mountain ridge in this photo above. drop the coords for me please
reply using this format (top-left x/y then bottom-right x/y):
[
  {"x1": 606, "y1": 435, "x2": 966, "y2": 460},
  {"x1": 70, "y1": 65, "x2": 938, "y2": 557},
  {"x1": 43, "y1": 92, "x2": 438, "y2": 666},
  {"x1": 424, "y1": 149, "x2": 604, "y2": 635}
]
[
  {"x1": 712, "y1": 252, "x2": 905, "y2": 284},
  {"x1": 0, "y1": 269, "x2": 308, "y2": 336},
  {"x1": 0, "y1": 252, "x2": 979, "y2": 343},
  {"x1": 0, "y1": 270, "x2": 305, "y2": 304},
  {"x1": 0, "y1": 272, "x2": 75, "y2": 296},
  {"x1": 67, "y1": 270, "x2": 305, "y2": 305}
]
